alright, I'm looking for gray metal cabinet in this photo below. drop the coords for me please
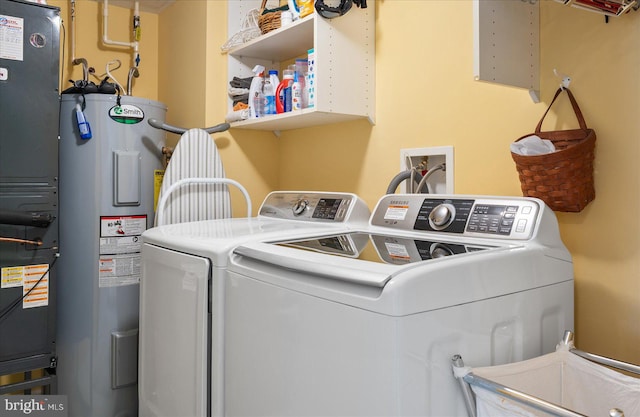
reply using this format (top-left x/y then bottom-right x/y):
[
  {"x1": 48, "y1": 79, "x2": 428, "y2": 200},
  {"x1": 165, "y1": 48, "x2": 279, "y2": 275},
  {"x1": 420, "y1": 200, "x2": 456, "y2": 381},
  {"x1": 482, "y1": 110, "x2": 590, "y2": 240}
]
[{"x1": 0, "y1": 0, "x2": 60, "y2": 393}]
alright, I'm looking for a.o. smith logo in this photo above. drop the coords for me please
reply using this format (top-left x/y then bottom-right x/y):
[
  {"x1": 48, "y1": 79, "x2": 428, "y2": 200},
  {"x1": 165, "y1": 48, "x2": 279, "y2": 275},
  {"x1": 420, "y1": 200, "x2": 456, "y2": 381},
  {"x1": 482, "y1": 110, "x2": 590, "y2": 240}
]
[
  {"x1": 1, "y1": 396, "x2": 67, "y2": 417},
  {"x1": 109, "y1": 104, "x2": 144, "y2": 125}
]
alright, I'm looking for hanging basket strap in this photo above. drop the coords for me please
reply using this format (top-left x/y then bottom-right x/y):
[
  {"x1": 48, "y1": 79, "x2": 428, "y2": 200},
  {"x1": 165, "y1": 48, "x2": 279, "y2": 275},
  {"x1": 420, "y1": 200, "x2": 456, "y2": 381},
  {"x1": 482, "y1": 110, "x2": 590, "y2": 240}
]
[{"x1": 535, "y1": 87, "x2": 588, "y2": 134}]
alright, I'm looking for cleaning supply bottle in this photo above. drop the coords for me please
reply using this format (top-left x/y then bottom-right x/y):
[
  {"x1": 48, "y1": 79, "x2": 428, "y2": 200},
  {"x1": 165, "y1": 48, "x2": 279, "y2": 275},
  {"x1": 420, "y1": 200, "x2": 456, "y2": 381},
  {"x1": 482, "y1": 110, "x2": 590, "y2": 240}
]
[
  {"x1": 275, "y1": 67, "x2": 294, "y2": 114},
  {"x1": 291, "y1": 70, "x2": 302, "y2": 110},
  {"x1": 298, "y1": 0, "x2": 314, "y2": 18},
  {"x1": 263, "y1": 77, "x2": 275, "y2": 115},
  {"x1": 75, "y1": 103, "x2": 92, "y2": 140},
  {"x1": 268, "y1": 70, "x2": 280, "y2": 96},
  {"x1": 249, "y1": 64, "x2": 265, "y2": 118},
  {"x1": 295, "y1": 58, "x2": 308, "y2": 108},
  {"x1": 267, "y1": 70, "x2": 280, "y2": 115},
  {"x1": 287, "y1": 0, "x2": 300, "y2": 20},
  {"x1": 307, "y1": 48, "x2": 315, "y2": 109}
]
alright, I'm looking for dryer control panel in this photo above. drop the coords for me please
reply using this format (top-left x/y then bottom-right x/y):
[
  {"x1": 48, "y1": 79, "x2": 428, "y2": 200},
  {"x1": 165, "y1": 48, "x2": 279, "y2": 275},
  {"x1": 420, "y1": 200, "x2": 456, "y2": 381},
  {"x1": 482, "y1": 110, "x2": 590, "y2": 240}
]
[
  {"x1": 259, "y1": 191, "x2": 371, "y2": 224},
  {"x1": 371, "y1": 194, "x2": 543, "y2": 240}
]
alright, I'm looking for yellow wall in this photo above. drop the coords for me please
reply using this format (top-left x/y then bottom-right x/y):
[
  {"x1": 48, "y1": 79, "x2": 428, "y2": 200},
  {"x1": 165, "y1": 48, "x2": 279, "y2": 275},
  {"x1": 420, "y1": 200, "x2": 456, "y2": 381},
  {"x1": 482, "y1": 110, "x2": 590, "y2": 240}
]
[
  {"x1": 48, "y1": 0, "x2": 640, "y2": 369},
  {"x1": 50, "y1": 0, "x2": 159, "y2": 100},
  {"x1": 541, "y1": 4, "x2": 640, "y2": 364},
  {"x1": 271, "y1": 1, "x2": 640, "y2": 365},
  {"x1": 158, "y1": 0, "x2": 278, "y2": 216}
]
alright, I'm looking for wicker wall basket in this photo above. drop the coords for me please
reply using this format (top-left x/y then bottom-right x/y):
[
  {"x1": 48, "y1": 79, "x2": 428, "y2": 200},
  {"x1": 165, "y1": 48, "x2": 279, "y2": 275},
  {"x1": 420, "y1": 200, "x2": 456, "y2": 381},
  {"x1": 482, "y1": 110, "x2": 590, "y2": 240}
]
[
  {"x1": 259, "y1": 0, "x2": 283, "y2": 34},
  {"x1": 511, "y1": 87, "x2": 596, "y2": 213}
]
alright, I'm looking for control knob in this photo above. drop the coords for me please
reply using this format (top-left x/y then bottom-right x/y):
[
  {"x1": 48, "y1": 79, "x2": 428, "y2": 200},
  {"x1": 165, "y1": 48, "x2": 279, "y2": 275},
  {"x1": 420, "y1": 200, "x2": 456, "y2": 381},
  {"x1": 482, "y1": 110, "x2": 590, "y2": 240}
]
[
  {"x1": 430, "y1": 243, "x2": 455, "y2": 258},
  {"x1": 292, "y1": 199, "x2": 309, "y2": 216},
  {"x1": 429, "y1": 203, "x2": 455, "y2": 230}
]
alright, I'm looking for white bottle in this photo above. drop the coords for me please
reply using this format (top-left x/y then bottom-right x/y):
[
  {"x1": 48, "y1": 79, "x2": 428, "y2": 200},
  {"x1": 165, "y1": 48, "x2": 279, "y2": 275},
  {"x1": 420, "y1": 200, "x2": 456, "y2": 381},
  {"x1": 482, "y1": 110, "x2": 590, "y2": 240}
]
[
  {"x1": 249, "y1": 64, "x2": 265, "y2": 118},
  {"x1": 263, "y1": 78, "x2": 275, "y2": 115},
  {"x1": 292, "y1": 71, "x2": 302, "y2": 110}
]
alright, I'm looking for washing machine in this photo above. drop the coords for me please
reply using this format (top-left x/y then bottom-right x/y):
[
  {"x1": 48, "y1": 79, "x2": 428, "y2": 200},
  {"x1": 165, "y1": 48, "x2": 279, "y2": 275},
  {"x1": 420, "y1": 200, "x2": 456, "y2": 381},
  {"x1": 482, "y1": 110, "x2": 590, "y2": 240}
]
[
  {"x1": 224, "y1": 194, "x2": 574, "y2": 416},
  {"x1": 138, "y1": 191, "x2": 370, "y2": 417}
]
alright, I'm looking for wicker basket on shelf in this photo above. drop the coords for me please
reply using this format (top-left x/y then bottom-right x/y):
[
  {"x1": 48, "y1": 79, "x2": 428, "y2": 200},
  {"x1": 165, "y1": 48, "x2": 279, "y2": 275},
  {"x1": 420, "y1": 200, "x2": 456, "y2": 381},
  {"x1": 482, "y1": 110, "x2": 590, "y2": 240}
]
[{"x1": 258, "y1": 0, "x2": 284, "y2": 34}]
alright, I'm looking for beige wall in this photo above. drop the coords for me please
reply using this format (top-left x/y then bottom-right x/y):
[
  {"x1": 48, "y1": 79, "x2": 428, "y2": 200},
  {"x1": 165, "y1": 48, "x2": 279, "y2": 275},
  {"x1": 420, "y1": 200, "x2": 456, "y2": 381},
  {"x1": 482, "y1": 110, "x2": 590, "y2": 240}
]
[
  {"x1": 159, "y1": 0, "x2": 279, "y2": 216},
  {"x1": 49, "y1": 0, "x2": 640, "y2": 368},
  {"x1": 278, "y1": 1, "x2": 640, "y2": 366},
  {"x1": 50, "y1": 0, "x2": 159, "y2": 100}
]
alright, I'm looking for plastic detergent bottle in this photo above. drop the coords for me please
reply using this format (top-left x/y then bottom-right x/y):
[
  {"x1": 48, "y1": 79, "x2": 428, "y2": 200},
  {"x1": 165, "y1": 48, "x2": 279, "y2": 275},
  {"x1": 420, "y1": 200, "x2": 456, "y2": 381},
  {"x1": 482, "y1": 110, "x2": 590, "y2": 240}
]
[
  {"x1": 263, "y1": 77, "x2": 275, "y2": 115},
  {"x1": 275, "y1": 67, "x2": 294, "y2": 114},
  {"x1": 292, "y1": 71, "x2": 302, "y2": 110},
  {"x1": 249, "y1": 64, "x2": 265, "y2": 118},
  {"x1": 269, "y1": 70, "x2": 280, "y2": 97}
]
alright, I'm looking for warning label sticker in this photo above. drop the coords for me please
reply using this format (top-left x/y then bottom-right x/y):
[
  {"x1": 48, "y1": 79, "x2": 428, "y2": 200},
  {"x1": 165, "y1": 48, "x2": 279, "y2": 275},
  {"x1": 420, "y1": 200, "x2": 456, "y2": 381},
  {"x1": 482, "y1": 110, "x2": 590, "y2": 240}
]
[
  {"x1": 99, "y1": 254, "x2": 141, "y2": 287},
  {"x1": 0, "y1": 15, "x2": 24, "y2": 61},
  {"x1": 99, "y1": 215, "x2": 146, "y2": 287},
  {"x1": 1, "y1": 265, "x2": 24, "y2": 288},
  {"x1": 100, "y1": 235, "x2": 141, "y2": 254},
  {"x1": 100, "y1": 215, "x2": 146, "y2": 238},
  {"x1": 384, "y1": 205, "x2": 409, "y2": 221},
  {"x1": 23, "y1": 265, "x2": 49, "y2": 308},
  {"x1": 1, "y1": 264, "x2": 49, "y2": 308}
]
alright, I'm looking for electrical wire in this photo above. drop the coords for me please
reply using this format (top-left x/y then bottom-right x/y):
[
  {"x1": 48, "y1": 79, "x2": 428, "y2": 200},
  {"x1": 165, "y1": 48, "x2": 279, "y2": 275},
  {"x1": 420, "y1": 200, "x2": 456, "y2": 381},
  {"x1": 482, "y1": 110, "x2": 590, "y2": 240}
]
[
  {"x1": 0, "y1": 254, "x2": 59, "y2": 323},
  {"x1": 0, "y1": 237, "x2": 42, "y2": 246},
  {"x1": 105, "y1": 59, "x2": 125, "y2": 93},
  {"x1": 415, "y1": 164, "x2": 446, "y2": 194}
]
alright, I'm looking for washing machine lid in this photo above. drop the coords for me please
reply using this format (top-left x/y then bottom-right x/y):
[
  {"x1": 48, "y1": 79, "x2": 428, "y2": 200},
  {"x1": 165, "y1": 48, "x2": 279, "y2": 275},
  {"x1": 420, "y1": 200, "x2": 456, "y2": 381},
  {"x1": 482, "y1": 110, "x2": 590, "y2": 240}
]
[
  {"x1": 277, "y1": 232, "x2": 497, "y2": 264},
  {"x1": 233, "y1": 231, "x2": 513, "y2": 288}
]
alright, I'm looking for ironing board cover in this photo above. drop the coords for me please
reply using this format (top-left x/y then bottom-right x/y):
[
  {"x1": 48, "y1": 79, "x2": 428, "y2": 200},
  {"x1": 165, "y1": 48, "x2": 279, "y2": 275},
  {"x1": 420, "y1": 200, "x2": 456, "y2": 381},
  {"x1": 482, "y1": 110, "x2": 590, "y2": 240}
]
[{"x1": 157, "y1": 128, "x2": 231, "y2": 225}]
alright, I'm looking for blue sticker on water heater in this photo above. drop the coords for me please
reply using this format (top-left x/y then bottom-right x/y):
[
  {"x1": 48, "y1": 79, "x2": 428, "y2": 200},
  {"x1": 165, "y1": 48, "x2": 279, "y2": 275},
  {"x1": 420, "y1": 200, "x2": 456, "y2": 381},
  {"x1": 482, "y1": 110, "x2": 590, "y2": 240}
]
[{"x1": 109, "y1": 104, "x2": 144, "y2": 124}]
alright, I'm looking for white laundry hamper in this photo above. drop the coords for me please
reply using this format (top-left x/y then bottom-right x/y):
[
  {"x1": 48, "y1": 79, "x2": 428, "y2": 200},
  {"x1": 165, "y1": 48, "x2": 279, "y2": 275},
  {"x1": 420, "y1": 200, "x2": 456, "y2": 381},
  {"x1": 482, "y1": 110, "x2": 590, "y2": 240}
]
[{"x1": 453, "y1": 331, "x2": 640, "y2": 417}]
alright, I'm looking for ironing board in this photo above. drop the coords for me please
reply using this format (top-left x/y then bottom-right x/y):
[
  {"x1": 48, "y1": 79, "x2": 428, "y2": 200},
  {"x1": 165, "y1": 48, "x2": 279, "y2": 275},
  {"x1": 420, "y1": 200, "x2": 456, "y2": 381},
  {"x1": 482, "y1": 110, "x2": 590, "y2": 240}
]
[{"x1": 149, "y1": 119, "x2": 251, "y2": 226}]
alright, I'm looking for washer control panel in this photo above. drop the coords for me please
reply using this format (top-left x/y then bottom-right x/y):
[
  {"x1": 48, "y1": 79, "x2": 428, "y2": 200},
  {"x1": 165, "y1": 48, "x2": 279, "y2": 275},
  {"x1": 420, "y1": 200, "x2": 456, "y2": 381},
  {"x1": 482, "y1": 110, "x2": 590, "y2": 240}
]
[
  {"x1": 371, "y1": 195, "x2": 542, "y2": 240},
  {"x1": 259, "y1": 191, "x2": 371, "y2": 224}
]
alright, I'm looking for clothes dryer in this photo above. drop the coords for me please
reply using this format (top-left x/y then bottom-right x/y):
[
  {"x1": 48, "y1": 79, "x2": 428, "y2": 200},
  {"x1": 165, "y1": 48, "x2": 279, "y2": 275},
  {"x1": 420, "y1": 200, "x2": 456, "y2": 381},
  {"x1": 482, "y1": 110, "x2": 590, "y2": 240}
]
[
  {"x1": 224, "y1": 194, "x2": 574, "y2": 416},
  {"x1": 138, "y1": 191, "x2": 370, "y2": 417}
]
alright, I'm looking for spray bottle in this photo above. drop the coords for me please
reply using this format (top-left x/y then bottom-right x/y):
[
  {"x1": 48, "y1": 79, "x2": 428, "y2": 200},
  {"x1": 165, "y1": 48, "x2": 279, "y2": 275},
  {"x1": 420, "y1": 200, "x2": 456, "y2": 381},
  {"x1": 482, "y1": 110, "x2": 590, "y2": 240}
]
[{"x1": 249, "y1": 64, "x2": 265, "y2": 118}]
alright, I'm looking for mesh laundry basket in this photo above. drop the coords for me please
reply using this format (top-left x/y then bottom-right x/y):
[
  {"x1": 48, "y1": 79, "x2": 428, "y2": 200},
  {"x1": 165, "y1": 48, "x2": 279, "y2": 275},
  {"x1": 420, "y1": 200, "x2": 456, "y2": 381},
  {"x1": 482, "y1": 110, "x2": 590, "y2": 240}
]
[{"x1": 469, "y1": 349, "x2": 640, "y2": 417}]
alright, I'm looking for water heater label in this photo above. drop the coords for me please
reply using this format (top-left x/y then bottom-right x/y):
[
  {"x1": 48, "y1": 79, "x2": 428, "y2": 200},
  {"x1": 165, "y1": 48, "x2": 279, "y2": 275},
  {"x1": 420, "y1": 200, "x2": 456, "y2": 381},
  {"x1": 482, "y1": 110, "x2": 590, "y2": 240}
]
[
  {"x1": 109, "y1": 104, "x2": 145, "y2": 124},
  {"x1": 99, "y1": 215, "x2": 147, "y2": 287},
  {"x1": 99, "y1": 254, "x2": 141, "y2": 287}
]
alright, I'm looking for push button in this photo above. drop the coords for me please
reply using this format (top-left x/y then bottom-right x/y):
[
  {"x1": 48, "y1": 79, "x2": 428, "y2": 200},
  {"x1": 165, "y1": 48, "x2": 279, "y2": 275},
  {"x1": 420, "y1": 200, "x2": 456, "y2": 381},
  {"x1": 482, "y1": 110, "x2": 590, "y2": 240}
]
[{"x1": 516, "y1": 219, "x2": 527, "y2": 233}]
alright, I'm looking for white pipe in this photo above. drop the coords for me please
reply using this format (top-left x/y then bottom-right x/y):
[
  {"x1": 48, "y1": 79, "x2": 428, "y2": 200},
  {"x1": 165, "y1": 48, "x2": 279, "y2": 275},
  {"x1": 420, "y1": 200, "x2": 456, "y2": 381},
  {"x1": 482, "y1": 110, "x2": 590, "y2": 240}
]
[
  {"x1": 70, "y1": 0, "x2": 76, "y2": 62},
  {"x1": 101, "y1": 0, "x2": 140, "y2": 67}
]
